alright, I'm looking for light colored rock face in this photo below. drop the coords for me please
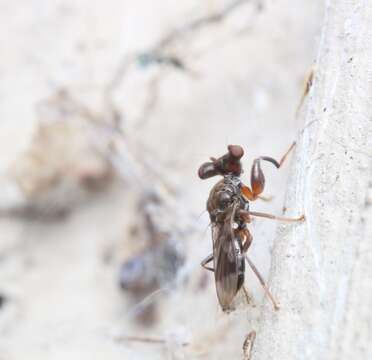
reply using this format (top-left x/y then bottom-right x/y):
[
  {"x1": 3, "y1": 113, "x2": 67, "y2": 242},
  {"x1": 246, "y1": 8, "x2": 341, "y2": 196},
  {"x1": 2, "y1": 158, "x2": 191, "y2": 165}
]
[
  {"x1": 0, "y1": 1, "x2": 323, "y2": 359},
  {"x1": 253, "y1": 2, "x2": 372, "y2": 360}
]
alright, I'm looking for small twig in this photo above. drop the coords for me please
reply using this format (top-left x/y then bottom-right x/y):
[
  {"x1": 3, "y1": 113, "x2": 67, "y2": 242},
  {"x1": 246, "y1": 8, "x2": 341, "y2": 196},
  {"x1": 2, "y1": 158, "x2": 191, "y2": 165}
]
[
  {"x1": 134, "y1": 69, "x2": 164, "y2": 129},
  {"x1": 153, "y1": 0, "x2": 251, "y2": 51},
  {"x1": 295, "y1": 65, "x2": 315, "y2": 118},
  {"x1": 105, "y1": 0, "x2": 254, "y2": 117},
  {"x1": 242, "y1": 331, "x2": 256, "y2": 360},
  {"x1": 115, "y1": 335, "x2": 189, "y2": 347}
]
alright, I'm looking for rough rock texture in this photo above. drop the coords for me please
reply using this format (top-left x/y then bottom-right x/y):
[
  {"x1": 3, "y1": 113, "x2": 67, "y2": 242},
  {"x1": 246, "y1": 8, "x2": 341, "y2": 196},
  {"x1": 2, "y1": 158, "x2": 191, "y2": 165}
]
[{"x1": 254, "y1": 1, "x2": 372, "y2": 359}]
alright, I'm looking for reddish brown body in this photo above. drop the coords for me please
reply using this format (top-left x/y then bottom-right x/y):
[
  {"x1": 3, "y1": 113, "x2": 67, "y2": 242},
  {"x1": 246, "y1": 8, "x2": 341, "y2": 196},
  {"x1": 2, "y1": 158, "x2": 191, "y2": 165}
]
[{"x1": 199, "y1": 143, "x2": 303, "y2": 311}]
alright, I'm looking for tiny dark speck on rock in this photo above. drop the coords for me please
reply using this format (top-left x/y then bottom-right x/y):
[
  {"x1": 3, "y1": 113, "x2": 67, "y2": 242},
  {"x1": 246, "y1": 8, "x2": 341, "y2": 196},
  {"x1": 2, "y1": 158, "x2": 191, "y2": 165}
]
[
  {"x1": 323, "y1": 107, "x2": 327, "y2": 112},
  {"x1": 348, "y1": 57, "x2": 353, "y2": 63}
]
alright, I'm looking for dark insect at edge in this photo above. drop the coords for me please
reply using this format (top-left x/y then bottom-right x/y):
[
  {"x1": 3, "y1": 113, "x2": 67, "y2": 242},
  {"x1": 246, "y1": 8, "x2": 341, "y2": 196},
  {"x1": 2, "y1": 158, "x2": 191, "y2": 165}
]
[{"x1": 199, "y1": 142, "x2": 304, "y2": 311}]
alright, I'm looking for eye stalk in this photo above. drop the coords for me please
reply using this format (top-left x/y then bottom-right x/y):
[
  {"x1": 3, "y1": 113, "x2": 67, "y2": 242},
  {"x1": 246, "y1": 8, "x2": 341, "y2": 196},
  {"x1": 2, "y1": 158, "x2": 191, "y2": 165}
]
[{"x1": 198, "y1": 145, "x2": 244, "y2": 179}]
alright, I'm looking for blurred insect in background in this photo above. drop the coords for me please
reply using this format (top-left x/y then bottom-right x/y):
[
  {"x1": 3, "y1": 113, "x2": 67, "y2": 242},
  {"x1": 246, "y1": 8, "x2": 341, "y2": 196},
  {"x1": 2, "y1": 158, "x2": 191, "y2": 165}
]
[
  {"x1": 118, "y1": 191, "x2": 186, "y2": 325},
  {"x1": 198, "y1": 143, "x2": 304, "y2": 312}
]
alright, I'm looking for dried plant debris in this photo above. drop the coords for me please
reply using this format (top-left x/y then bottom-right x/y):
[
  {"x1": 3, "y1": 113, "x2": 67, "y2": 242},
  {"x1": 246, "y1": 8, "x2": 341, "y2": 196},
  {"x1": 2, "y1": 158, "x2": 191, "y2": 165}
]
[
  {"x1": 114, "y1": 334, "x2": 189, "y2": 347},
  {"x1": 295, "y1": 65, "x2": 315, "y2": 118},
  {"x1": 105, "y1": 0, "x2": 263, "y2": 129},
  {"x1": 119, "y1": 237, "x2": 185, "y2": 296},
  {"x1": 149, "y1": 0, "x2": 255, "y2": 51},
  {"x1": 119, "y1": 236, "x2": 184, "y2": 325},
  {"x1": 114, "y1": 331, "x2": 191, "y2": 360},
  {"x1": 119, "y1": 191, "x2": 189, "y2": 326},
  {"x1": 242, "y1": 330, "x2": 256, "y2": 360},
  {"x1": 2, "y1": 91, "x2": 115, "y2": 220},
  {"x1": 109, "y1": 0, "x2": 258, "y2": 80}
]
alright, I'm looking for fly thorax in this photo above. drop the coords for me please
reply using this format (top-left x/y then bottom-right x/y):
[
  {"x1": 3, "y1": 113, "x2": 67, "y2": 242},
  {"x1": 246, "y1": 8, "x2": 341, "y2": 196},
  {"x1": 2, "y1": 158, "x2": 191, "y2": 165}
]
[{"x1": 222, "y1": 175, "x2": 250, "y2": 212}]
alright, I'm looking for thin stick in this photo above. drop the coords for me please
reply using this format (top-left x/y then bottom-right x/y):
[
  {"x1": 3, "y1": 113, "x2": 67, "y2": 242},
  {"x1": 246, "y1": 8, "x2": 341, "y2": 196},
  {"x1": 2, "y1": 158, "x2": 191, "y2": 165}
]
[
  {"x1": 242, "y1": 330, "x2": 256, "y2": 360},
  {"x1": 154, "y1": 0, "x2": 250, "y2": 50},
  {"x1": 245, "y1": 256, "x2": 279, "y2": 311},
  {"x1": 295, "y1": 66, "x2": 315, "y2": 118},
  {"x1": 115, "y1": 335, "x2": 189, "y2": 347}
]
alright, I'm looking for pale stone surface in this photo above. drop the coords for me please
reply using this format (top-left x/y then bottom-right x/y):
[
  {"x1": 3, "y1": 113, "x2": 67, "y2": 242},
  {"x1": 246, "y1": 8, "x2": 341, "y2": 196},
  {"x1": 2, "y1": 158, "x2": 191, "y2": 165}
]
[
  {"x1": 0, "y1": 1, "x2": 323, "y2": 359},
  {"x1": 253, "y1": 1, "x2": 372, "y2": 359}
]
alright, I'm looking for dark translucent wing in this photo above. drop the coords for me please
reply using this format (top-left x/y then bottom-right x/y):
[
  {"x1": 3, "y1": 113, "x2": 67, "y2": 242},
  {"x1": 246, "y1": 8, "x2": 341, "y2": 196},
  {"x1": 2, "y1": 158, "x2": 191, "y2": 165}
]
[{"x1": 212, "y1": 204, "x2": 244, "y2": 311}]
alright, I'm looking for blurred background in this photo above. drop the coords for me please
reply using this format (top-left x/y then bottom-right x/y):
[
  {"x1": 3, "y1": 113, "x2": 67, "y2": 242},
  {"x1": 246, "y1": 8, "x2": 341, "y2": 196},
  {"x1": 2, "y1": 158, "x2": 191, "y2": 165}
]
[{"x1": 0, "y1": 1, "x2": 323, "y2": 359}]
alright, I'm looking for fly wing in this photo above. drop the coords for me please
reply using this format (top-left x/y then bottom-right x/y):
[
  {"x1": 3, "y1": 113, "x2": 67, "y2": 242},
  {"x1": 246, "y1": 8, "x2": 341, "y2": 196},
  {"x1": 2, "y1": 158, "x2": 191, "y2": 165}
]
[{"x1": 212, "y1": 204, "x2": 244, "y2": 311}]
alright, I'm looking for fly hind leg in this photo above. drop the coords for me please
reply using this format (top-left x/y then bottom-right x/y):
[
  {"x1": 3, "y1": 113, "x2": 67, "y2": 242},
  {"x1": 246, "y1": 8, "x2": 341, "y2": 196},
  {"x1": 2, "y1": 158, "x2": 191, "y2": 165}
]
[
  {"x1": 245, "y1": 255, "x2": 280, "y2": 311},
  {"x1": 237, "y1": 225, "x2": 281, "y2": 312}
]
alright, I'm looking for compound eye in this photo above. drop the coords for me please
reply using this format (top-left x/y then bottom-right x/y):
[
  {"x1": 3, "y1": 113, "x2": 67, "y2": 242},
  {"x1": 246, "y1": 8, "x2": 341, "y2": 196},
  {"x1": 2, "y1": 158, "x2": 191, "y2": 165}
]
[{"x1": 227, "y1": 145, "x2": 244, "y2": 159}]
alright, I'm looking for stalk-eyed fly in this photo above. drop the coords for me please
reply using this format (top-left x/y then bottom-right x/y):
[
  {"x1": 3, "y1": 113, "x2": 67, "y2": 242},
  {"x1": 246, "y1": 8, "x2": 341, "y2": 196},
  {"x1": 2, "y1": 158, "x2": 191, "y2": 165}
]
[{"x1": 198, "y1": 143, "x2": 304, "y2": 311}]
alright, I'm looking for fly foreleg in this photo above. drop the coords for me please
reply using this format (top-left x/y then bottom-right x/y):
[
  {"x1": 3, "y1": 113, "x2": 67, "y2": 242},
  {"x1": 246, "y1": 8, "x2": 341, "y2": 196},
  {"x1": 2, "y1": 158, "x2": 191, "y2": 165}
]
[
  {"x1": 201, "y1": 253, "x2": 214, "y2": 272},
  {"x1": 244, "y1": 142, "x2": 296, "y2": 200}
]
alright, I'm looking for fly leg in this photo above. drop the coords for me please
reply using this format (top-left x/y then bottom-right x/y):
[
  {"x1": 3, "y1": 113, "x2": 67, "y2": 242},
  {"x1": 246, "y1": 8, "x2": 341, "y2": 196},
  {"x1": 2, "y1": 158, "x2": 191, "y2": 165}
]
[
  {"x1": 245, "y1": 255, "x2": 280, "y2": 311},
  {"x1": 245, "y1": 210, "x2": 305, "y2": 222},
  {"x1": 237, "y1": 210, "x2": 302, "y2": 311},
  {"x1": 242, "y1": 142, "x2": 296, "y2": 201},
  {"x1": 201, "y1": 253, "x2": 214, "y2": 272},
  {"x1": 238, "y1": 218, "x2": 280, "y2": 310},
  {"x1": 238, "y1": 227, "x2": 278, "y2": 310}
]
